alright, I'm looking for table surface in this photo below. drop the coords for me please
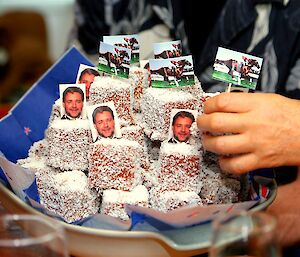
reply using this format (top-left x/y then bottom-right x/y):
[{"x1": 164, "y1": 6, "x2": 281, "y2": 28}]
[{"x1": 0, "y1": 202, "x2": 9, "y2": 215}]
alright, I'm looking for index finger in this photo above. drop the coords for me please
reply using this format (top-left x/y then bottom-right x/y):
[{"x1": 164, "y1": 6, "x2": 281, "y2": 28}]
[{"x1": 203, "y1": 92, "x2": 254, "y2": 114}]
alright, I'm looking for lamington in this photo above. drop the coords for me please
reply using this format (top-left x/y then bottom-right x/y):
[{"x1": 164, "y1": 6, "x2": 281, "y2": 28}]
[
  {"x1": 200, "y1": 177, "x2": 241, "y2": 204},
  {"x1": 140, "y1": 161, "x2": 159, "y2": 190},
  {"x1": 149, "y1": 187, "x2": 203, "y2": 213},
  {"x1": 158, "y1": 142, "x2": 202, "y2": 193},
  {"x1": 173, "y1": 76, "x2": 205, "y2": 112},
  {"x1": 121, "y1": 125, "x2": 149, "y2": 168},
  {"x1": 141, "y1": 87, "x2": 198, "y2": 141},
  {"x1": 129, "y1": 66, "x2": 149, "y2": 112},
  {"x1": 88, "y1": 138, "x2": 143, "y2": 193},
  {"x1": 120, "y1": 124, "x2": 145, "y2": 148},
  {"x1": 48, "y1": 99, "x2": 61, "y2": 124},
  {"x1": 17, "y1": 157, "x2": 58, "y2": 177},
  {"x1": 45, "y1": 119, "x2": 92, "y2": 171},
  {"x1": 39, "y1": 170, "x2": 99, "y2": 223},
  {"x1": 16, "y1": 139, "x2": 49, "y2": 164},
  {"x1": 27, "y1": 139, "x2": 49, "y2": 160},
  {"x1": 89, "y1": 76, "x2": 134, "y2": 126},
  {"x1": 100, "y1": 185, "x2": 149, "y2": 220}
]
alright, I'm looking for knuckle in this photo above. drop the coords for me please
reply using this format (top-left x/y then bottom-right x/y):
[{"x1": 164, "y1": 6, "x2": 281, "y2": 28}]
[
  {"x1": 232, "y1": 163, "x2": 247, "y2": 174},
  {"x1": 215, "y1": 93, "x2": 231, "y2": 110},
  {"x1": 234, "y1": 158, "x2": 255, "y2": 174},
  {"x1": 202, "y1": 136, "x2": 213, "y2": 151},
  {"x1": 209, "y1": 114, "x2": 223, "y2": 131},
  {"x1": 220, "y1": 156, "x2": 252, "y2": 174},
  {"x1": 202, "y1": 141, "x2": 210, "y2": 152},
  {"x1": 213, "y1": 137, "x2": 226, "y2": 153}
]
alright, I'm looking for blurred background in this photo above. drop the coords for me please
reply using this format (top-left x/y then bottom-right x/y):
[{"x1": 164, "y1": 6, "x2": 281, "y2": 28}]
[
  {"x1": 0, "y1": 0, "x2": 226, "y2": 118},
  {"x1": 0, "y1": 0, "x2": 75, "y2": 117},
  {"x1": 1, "y1": 0, "x2": 299, "y2": 120}
]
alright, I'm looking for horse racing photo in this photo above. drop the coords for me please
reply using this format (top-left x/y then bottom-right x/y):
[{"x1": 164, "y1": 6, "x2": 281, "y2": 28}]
[
  {"x1": 98, "y1": 41, "x2": 131, "y2": 78},
  {"x1": 153, "y1": 40, "x2": 182, "y2": 59},
  {"x1": 149, "y1": 55, "x2": 195, "y2": 88},
  {"x1": 212, "y1": 47, "x2": 263, "y2": 90},
  {"x1": 103, "y1": 34, "x2": 139, "y2": 65}
]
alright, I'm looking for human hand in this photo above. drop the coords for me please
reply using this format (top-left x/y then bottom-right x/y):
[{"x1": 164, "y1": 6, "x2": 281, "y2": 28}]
[{"x1": 197, "y1": 92, "x2": 300, "y2": 174}]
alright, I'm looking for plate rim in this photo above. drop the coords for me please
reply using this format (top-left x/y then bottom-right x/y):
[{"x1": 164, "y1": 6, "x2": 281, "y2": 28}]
[{"x1": 0, "y1": 176, "x2": 277, "y2": 252}]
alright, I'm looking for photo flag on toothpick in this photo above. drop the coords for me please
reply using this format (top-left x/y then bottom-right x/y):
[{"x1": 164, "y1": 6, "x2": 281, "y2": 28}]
[
  {"x1": 98, "y1": 41, "x2": 131, "y2": 78},
  {"x1": 212, "y1": 47, "x2": 263, "y2": 92}
]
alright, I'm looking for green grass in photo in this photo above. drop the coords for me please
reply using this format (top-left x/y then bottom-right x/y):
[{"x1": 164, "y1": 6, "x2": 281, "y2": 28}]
[
  {"x1": 240, "y1": 79, "x2": 256, "y2": 90},
  {"x1": 98, "y1": 63, "x2": 129, "y2": 78},
  {"x1": 212, "y1": 70, "x2": 234, "y2": 83},
  {"x1": 152, "y1": 77, "x2": 195, "y2": 88},
  {"x1": 180, "y1": 77, "x2": 195, "y2": 86},
  {"x1": 116, "y1": 68, "x2": 129, "y2": 78},
  {"x1": 131, "y1": 54, "x2": 139, "y2": 64},
  {"x1": 151, "y1": 80, "x2": 170, "y2": 88},
  {"x1": 212, "y1": 70, "x2": 256, "y2": 89},
  {"x1": 98, "y1": 63, "x2": 112, "y2": 74}
]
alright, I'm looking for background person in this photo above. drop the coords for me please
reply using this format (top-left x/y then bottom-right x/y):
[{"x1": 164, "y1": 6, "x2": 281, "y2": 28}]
[
  {"x1": 61, "y1": 86, "x2": 84, "y2": 120},
  {"x1": 67, "y1": 0, "x2": 226, "y2": 62},
  {"x1": 92, "y1": 105, "x2": 115, "y2": 140},
  {"x1": 169, "y1": 110, "x2": 195, "y2": 143},
  {"x1": 78, "y1": 68, "x2": 100, "y2": 99},
  {"x1": 194, "y1": 0, "x2": 300, "y2": 99}
]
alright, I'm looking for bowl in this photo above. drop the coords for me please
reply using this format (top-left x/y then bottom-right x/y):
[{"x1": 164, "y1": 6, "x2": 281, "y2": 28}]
[{"x1": 0, "y1": 176, "x2": 276, "y2": 257}]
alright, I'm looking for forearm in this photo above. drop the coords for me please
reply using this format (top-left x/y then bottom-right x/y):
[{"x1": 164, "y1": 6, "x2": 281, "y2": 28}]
[{"x1": 266, "y1": 169, "x2": 300, "y2": 247}]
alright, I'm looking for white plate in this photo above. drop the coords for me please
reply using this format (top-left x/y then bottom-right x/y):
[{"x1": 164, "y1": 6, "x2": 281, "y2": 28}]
[{"x1": 0, "y1": 176, "x2": 276, "y2": 257}]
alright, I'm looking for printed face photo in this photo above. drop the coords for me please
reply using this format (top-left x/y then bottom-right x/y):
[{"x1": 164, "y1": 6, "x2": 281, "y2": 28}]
[
  {"x1": 76, "y1": 64, "x2": 100, "y2": 99},
  {"x1": 87, "y1": 102, "x2": 121, "y2": 142},
  {"x1": 168, "y1": 109, "x2": 198, "y2": 143},
  {"x1": 173, "y1": 116, "x2": 193, "y2": 142},
  {"x1": 59, "y1": 84, "x2": 86, "y2": 120},
  {"x1": 94, "y1": 109, "x2": 115, "y2": 138}
]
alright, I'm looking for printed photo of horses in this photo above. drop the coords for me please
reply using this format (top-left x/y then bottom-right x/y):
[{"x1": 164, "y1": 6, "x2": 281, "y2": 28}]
[
  {"x1": 103, "y1": 34, "x2": 139, "y2": 65},
  {"x1": 153, "y1": 40, "x2": 182, "y2": 59},
  {"x1": 212, "y1": 47, "x2": 263, "y2": 90},
  {"x1": 149, "y1": 55, "x2": 194, "y2": 88},
  {"x1": 98, "y1": 41, "x2": 131, "y2": 78}
]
